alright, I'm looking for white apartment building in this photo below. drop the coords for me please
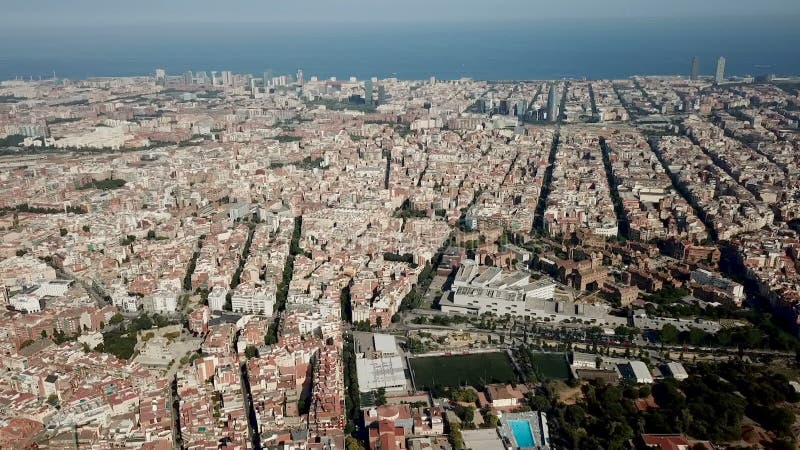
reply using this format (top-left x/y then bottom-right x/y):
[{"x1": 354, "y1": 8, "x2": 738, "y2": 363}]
[
  {"x1": 110, "y1": 284, "x2": 141, "y2": 312},
  {"x1": 113, "y1": 294, "x2": 141, "y2": 313},
  {"x1": 231, "y1": 284, "x2": 276, "y2": 315},
  {"x1": 147, "y1": 289, "x2": 179, "y2": 314},
  {"x1": 208, "y1": 286, "x2": 229, "y2": 312}
]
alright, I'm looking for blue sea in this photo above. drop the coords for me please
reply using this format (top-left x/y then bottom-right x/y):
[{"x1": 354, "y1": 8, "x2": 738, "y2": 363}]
[{"x1": 0, "y1": 16, "x2": 798, "y2": 81}]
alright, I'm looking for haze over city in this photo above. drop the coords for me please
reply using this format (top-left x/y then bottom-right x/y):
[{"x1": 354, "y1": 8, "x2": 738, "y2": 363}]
[
  {"x1": 0, "y1": 1, "x2": 800, "y2": 450},
  {"x1": 3, "y1": 0, "x2": 799, "y2": 24}
]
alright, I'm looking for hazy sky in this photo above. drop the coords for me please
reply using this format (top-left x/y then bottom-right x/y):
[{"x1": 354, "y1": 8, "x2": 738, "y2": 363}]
[{"x1": 3, "y1": 0, "x2": 800, "y2": 26}]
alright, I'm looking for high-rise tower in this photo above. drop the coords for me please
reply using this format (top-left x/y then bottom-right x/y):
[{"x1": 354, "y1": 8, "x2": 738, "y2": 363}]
[
  {"x1": 364, "y1": 79, "x2": 374, "y2": 106},
  {"x1": 691, "y1": 57, "x2": 700, "y2": 80},
  {"x1": 547, "y1": 83, "x2": 558, "y2": 122},
  {"x1": 377, "y1": 85, "x2": 386, "y2": 105},
  {"x1": 715, "y1": 57, "x2": 726, "y2": 84},
  {"x1": 155, "y1": 68, "x2": 166, "y2": 86}
]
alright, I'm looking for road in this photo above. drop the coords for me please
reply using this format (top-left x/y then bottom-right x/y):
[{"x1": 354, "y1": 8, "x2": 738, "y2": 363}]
[{"x1": 388, "y1": 310, "x2": 796, "y2": 362}]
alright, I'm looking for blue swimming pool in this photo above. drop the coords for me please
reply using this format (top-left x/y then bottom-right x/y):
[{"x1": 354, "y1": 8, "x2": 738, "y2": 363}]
[{"x1": 509, "y1": 420, "x2": 536, "y2": 447}]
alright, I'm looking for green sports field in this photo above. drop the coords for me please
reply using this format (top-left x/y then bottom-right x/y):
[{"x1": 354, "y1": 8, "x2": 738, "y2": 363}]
[
  {"x1": 530, "y1": 352, "x2": 571, "y2": 380},
  {"x1": 410, "y1": 352, "x2": 518, "y2": 389}
]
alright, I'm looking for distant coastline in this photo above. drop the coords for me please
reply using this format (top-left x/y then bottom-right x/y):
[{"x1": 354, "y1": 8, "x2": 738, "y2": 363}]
[{"x1": 0, "y1": 17, "x2": 798, "y2": 81}]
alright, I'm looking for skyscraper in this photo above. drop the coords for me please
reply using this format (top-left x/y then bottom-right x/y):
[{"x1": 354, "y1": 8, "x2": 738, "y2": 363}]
[
  {"x1": 155, "y1": 68, "x2": 166, "y2": 86},
  {"x1": 221, "y1": 71, "x2": 232, "y2": 86},
  {"x1": 691, "y1": 57, "x2": 700, "y2": 80},
  {"x1": 183, "y1": 70, "x2": 193, "y2": 85},
  {"x1": 377, "y1": 85, "x2": 386, "y2": 105},
  {"x1": 715, "y1": 57, "x2": 726, "y2": 84},
  {"x1": 516, "y1": 100, "x2": 528, "y2": 118},
  {"x1": 296, "y1": 69, "x2": 304, "y2": 85},
  {"x1": 364, "y1": 79, "x2": 374, "y2": 106},
  {"x1": 547, "y1": 83, "x2": 558, "y2": 122}
]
